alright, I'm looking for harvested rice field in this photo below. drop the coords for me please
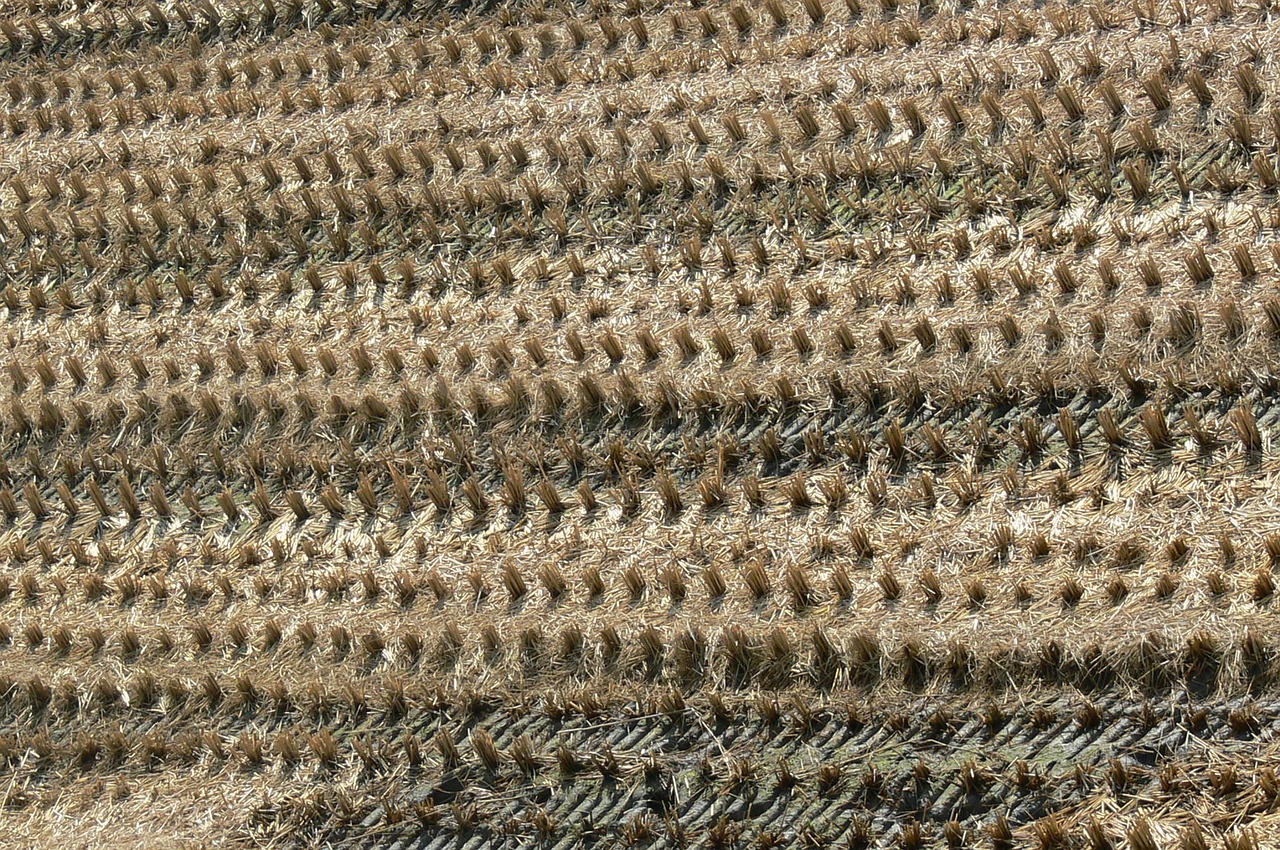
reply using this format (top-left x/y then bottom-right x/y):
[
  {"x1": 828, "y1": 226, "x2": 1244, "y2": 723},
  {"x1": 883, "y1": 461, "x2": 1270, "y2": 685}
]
[{"x1": 2, "y1": 0, "x2": 1280, "y2": 847}]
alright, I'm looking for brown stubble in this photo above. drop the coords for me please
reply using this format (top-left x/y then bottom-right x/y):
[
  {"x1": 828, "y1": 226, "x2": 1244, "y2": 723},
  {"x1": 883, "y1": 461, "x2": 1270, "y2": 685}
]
[{"x1": 4, "y1": 0, "x2": 1280, "y2": 845}]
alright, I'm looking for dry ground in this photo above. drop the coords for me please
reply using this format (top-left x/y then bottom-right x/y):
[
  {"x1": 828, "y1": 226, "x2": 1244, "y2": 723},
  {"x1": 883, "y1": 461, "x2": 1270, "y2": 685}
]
[{"x1": 1, "y1": 0, "x2": 1280, "y2": 846}]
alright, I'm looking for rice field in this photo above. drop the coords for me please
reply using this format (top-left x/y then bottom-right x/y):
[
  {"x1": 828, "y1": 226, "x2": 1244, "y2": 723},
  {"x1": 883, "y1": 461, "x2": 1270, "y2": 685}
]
[{"x1": 1, "y1": 0, "x2": 1280, "y2": 846}]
